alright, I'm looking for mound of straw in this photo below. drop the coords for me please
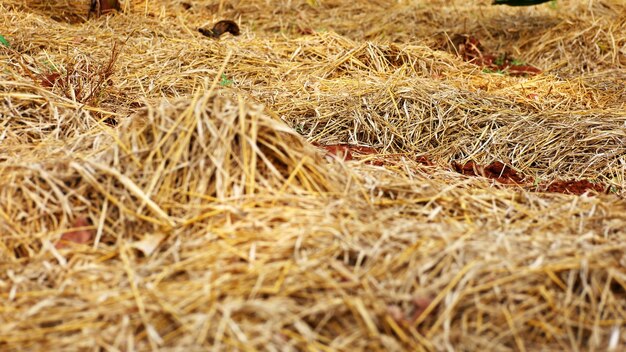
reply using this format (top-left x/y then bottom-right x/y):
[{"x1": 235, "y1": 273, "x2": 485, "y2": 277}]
[{"x1": 1, "y1": 0, "x2": 625, "y2": 350}]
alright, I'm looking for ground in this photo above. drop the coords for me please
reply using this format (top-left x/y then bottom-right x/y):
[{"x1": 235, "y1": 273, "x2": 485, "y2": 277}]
[{"x1": 0, "y1": 0, "x2": 625, "y2": 351}]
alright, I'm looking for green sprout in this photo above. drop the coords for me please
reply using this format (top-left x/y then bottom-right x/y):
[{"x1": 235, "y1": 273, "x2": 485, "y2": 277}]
[
  {"x1": 549, "y1": 0, "x2": 558, "y2": 9},
  {"x1": 219, "y1": 73, "x2": 233, "y2": 87},
  {"x1": 494, "y1": 55, "x2": 505, "y2": 66},
  {"x1": 533, "y1": 177, "x2": 541, "y2": 188},
  {"x1": 511, "y1": 58, "x2": 525, "y2": 66},
  {"x1": 0, "y1": 34, "x2": 10, "y2": 48}
]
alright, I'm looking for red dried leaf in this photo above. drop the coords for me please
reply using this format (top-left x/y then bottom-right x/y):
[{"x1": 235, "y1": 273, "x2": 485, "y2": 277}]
[
  {"x1": 368, "y1": 159, "x2": 385, "y2": 166},
  {"x1": 415, "y1": 155, "x2": 434, "y2": 166},
  {"x1": 41, "y1": 73, "x2": 61, "y2": 88},
  {"x1": 297, "y1": 27, "x2": 315, "y2": 35},
  {"x1": 452, "y1": 161, "x2": 524, "y2": 184},
  {"x1": 507, "y1": 64, "x2": 542, "y2": 76},
  {"x1": 410, "y1": 296, "x2": 433, "y2": 322},
  {"x1": 543, "y1": 180, "x2": 605, "y2": 195},
  {"x1": 55, "y1": 216, "x2": 94, "y2": 249}
]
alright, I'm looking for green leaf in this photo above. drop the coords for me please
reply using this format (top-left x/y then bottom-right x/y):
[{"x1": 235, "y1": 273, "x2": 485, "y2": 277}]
[
  {"x1": 219, "y1": 74, "x2": 233, "y2": 87},
  {"x1": 494, "y1": 55, "x2": 505, "y2": 66},
  {"x1": 0, "y1": 35, "x2": 10, "y2": 48}
]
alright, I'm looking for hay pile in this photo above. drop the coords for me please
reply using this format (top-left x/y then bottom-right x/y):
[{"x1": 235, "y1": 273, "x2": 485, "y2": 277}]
[{"x1": 1, "y1": 0, "x2": 625, "y2": 350}]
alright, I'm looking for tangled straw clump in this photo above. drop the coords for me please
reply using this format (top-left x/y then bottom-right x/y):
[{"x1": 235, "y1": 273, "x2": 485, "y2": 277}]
[
  {"x1": 1, "y1": 0, "x2": 626, "y2": 351},
  {"x1": 116, "y1": 91, "x2": 339, "y2": 202},
  {"x1": 1, "y1": 89, "x2": 341, "y2": 248}
]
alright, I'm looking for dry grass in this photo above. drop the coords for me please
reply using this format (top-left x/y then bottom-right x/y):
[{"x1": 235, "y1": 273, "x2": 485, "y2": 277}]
[{"x1": 1, "y1": 0, "x2": 625, "y2": 351}]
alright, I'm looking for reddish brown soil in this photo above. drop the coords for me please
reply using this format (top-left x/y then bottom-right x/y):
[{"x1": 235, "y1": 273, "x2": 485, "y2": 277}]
[
  {"x1": 315, "y1": 143, "x2": 611, "y2": 196},
  {"x1": 451, "y1": 160, "x2": 608, "y2": 195},
  {"x1": 452, "y1": 161, "x2": 524, "y2": 184}
]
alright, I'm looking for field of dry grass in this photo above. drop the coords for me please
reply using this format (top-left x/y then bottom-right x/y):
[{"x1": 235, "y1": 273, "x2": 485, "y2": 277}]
[{"x1": 1, "y1": 0, "x2": 625, "y2": 350}]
